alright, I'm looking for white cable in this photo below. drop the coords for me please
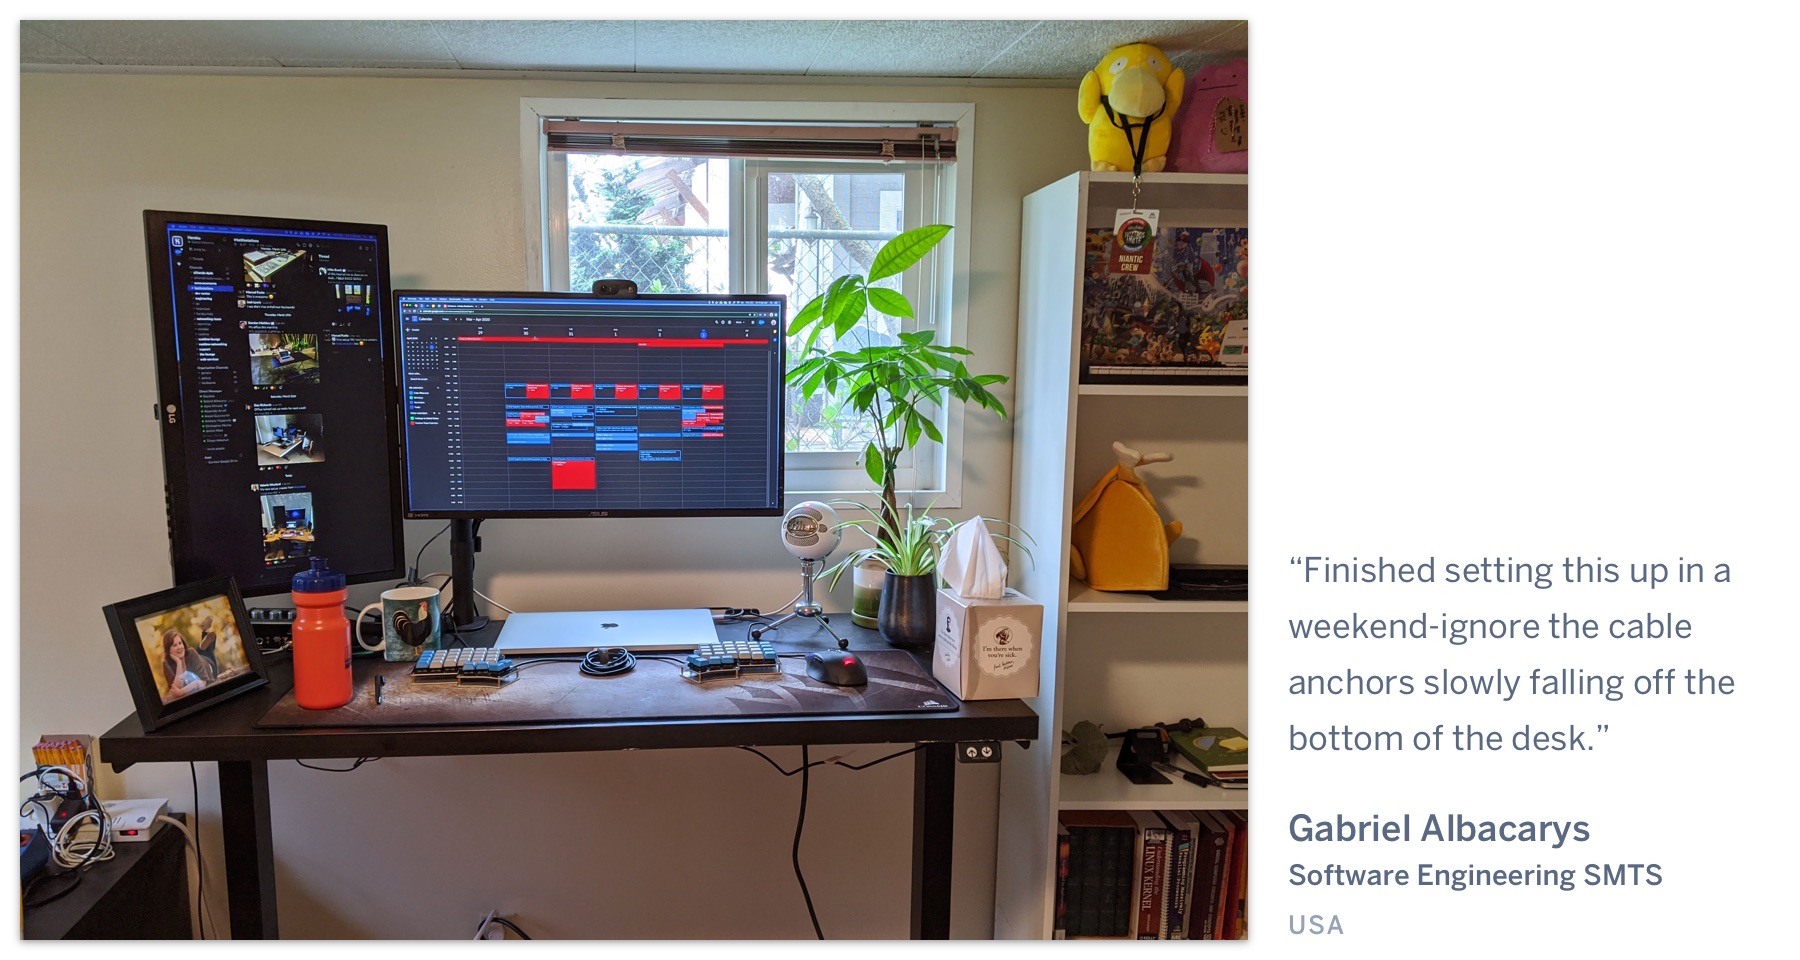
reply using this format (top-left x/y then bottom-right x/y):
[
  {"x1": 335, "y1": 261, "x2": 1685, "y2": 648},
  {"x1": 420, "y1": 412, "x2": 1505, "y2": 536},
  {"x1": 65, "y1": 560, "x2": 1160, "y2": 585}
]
[
  {"x1": 52, "y1": 807, "x2": 114, "y2": 868},
  {"x1": 154, "y1": 813, "x2": 194, "y2": 845},
  {"x1": 767, "y1": 587, "x2": 805, "y2": 618},
  {"x1": 35, "y1": 766, "x2": 107, "y2": 869},
  {"x1": 20, "y1": 796, "x2": 55, "y2": 830},
  {"x1": 21, "y1": 765, "x2": 82, "y2": 830},
  {"x1": 35, "y1": 764, "x2": 87, "y2": 796},
  {"x1": 155, "y1": 814, "x2": 218, "y2": 940},
  {"x1": 475, "y1": 588, "x2": 516, "y2": 615},
  {"x1": 426, "y1": 571, "x2": 515, "y2": 616},
  {"x1": 422, "y1": 571, "x2": 517, "y2": 619}
]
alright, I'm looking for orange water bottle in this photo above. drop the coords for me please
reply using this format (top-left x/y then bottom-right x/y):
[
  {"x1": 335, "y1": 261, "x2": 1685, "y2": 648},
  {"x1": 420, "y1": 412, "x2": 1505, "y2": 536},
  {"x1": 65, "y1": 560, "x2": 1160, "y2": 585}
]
[{"x1": 291, "y1": 557, "x2": 353, "y2": 709}]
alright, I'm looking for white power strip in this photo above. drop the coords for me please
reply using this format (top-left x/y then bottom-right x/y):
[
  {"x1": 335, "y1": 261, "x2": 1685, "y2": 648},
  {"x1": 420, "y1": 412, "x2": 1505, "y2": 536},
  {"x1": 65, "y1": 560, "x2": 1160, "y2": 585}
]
[{"x1": 101, "y1": 798, "x2": 170, "y2": 842}]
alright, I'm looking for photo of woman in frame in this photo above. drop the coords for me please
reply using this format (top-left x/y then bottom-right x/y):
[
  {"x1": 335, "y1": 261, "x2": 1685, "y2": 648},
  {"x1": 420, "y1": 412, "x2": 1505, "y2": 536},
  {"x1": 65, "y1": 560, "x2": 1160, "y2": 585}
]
[
  {"x1": 132, "y1": 592, "x2": 251, "y2": 704},
  {"x1": 159, "y1": 629, "x2": 214, "y2": 700},
  {"x1": 104, "y1": 577, "x2": 269, "y2": 733}
]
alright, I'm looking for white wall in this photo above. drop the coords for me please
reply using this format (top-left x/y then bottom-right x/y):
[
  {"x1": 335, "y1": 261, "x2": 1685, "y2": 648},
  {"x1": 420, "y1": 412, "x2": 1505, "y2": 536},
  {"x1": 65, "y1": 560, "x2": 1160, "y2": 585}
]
[{"x1": 18, "y1": 70, "x2": 1086, "y2": 939}]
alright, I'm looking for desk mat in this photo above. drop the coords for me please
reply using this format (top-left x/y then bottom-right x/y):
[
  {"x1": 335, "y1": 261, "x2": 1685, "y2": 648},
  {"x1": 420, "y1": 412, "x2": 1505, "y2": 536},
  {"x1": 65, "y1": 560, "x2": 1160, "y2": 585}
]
[{"x1": 256, "y1": 649, "x2": 957, "y2": 729}]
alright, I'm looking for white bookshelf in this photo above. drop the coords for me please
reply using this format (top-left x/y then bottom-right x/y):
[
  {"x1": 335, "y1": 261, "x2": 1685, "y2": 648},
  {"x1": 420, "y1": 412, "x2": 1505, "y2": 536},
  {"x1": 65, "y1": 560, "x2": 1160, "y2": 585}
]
[
  {"x1": 1068, "y1": 581, "x2": 1248, "y2": 613},
  {"x1": 994, "y1": 171, "x2": 1249, "y2": 940},
  {"x1": 1077, "y1": 383, "x2": 1247, "y2": 398},
  {"x1": 1058, "y1": 741, "x2": 1248, "y2": 810}
]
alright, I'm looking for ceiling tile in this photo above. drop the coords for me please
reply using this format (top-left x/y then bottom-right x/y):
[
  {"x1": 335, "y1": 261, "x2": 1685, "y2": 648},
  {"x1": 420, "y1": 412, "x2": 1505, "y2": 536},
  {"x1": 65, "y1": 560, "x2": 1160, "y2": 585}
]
[
  {"x1": 976, "y1": 19, "x2": 1246, "y2": 79},
  {"x1": 804, "y1": 20, "x2": 1034, "y2": 77},
  {"x1": 18, "y1": 18, "x2": 1248, "y2": 79},
  {"x1": 1187, "y1": 20, "x2": 1249, "y2": 57},
  {"x1": 430, "y1": 19, "x2": 636, "y2": 71},
  {"x1": 18, "y1": 24, "x2": 97, "y2": 65},
  {"x1": 629, "y1": 20, "x2": 843, "y2": 75},
  {"x1": 24, "y1": 20, "x2": 456, "y2": 68},
  {"x1": 255, "y1": 21, "x2": 458, "y2": 67}
]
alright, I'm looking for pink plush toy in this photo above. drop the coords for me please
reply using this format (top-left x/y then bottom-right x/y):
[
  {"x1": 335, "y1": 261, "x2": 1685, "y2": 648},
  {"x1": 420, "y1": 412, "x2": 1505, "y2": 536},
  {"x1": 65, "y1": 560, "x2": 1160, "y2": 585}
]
[{"x1": 1167, "y1": 58, "x2": 1247, "y2": 174}]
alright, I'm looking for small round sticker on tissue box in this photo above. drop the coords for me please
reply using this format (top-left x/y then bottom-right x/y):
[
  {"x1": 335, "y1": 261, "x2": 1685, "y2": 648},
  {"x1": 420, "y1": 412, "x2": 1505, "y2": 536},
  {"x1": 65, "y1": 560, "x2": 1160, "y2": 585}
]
[{"x1": 976, "y1": 615, "x2": 1034, "y2": 678}]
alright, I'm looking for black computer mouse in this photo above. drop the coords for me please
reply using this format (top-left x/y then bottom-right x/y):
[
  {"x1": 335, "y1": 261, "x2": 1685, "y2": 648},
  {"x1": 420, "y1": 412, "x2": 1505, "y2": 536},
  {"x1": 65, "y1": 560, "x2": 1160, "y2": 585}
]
[{"x1": 805, "y1": 650, "x2": 869, "y2": 687}]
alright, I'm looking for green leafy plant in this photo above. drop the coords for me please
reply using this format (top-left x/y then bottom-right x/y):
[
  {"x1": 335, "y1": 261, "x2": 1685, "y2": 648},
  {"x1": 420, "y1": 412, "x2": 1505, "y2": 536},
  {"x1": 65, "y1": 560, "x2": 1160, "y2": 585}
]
[
  {"x1": 786, "y1": 224, "x2": 1009, "y2": 544},
  {"x1": 825, "y1": 499, "x2": 1033, "y2": 581}
]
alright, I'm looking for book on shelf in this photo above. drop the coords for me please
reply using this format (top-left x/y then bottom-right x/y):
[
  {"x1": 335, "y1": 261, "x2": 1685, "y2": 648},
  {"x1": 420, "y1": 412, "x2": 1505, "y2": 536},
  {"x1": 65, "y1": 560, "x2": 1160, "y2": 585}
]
[
  {"x1": 1059, "y1": 810, "x2": 1137, "y2": 938},
  {"x1": 1074, "y1": 820, "x2": 1108, "y2": 937},
  {"x1": 1204, "y1": 810, "x2": 1244, "y2": 940},
  {"x1": 1220, "y1": 810, "x2": 1249, "y2": 939},
  {"x1": 1191, "y1": 809, "x2": 1236, "y2": 939},
  {"x1": 1107, "y1": 819, "x2": 1135, "y2": 937},
  {"x1": 1169, "y1": 725, "x2": 1249, "y2": 776},
  {"x1": 1063, "y1": 821, "x2": 1093, "y2": 937},
  {"x1": 1053, "y1": 821, "x2": 1073, "y2": 939},
  {"x1": 1157, "y1": 810, "x2": 1200, "y2": 940},
  {"x1": 1129, "y1": 810, "x2": 1173, "y2": 939},
  {"x1": 1060, "y1": 808, "x2": 1245, "y2": 940}
]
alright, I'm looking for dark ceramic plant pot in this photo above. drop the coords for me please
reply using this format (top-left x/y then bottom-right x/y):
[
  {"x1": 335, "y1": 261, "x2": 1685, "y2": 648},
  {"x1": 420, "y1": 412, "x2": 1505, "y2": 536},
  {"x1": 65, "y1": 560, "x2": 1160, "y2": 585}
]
[{"x1": 878, "y1": 573, "x2": 937, "y2": 650}]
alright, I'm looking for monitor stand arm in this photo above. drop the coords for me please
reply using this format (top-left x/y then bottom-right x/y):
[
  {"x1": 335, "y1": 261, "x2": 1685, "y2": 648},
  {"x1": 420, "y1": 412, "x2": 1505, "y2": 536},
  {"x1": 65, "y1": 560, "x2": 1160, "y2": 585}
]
[
  {"x1": 752, "y1": 558, "x2": 848, "y2": 649},
  {"x1": 448, "y1": 518, "x2": 484, "y2": 631}
]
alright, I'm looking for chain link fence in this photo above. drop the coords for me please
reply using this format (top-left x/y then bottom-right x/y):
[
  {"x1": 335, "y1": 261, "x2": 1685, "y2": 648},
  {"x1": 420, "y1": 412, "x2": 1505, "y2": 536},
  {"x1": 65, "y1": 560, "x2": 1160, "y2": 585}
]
[
  {"x1": 566, "y1": 224, "x2": 903, "y2": 454},
  {"x1": 772, "y1": 227, "x2": 899, "y2": 454}
]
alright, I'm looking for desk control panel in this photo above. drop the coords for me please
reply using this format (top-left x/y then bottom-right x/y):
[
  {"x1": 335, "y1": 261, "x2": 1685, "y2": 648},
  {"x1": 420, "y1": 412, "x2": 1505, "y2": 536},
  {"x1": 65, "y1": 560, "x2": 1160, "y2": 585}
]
[
  {"x1": 411, "y1": 647, "x2": 517, "y2": 685},
  {"x1": 683, "y1": 640, "x2": 780, "y2": 683}
]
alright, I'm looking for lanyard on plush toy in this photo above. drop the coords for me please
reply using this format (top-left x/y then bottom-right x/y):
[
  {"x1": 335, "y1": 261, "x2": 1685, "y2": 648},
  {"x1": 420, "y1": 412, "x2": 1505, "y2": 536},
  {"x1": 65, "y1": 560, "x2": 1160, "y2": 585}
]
[{"x1": 1101, "y1": 100, "x2": 1167, "y2": 182}]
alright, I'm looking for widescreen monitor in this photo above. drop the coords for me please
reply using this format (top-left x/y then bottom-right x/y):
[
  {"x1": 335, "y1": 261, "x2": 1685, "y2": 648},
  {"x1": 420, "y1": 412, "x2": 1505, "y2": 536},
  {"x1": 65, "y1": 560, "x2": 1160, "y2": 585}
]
[
  {"x1": 143, "y1": 211, "x2": 406, "y2": 598},
  {"x1": 393, "y1": 291, "x2": 786, "y2": 519}
]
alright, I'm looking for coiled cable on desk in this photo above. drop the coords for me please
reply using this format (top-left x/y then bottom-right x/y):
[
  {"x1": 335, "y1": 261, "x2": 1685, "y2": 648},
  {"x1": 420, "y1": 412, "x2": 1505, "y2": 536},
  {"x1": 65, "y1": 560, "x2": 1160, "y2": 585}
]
[{"x1": 579, "y1": 646, "x2": 636, "y2": 676}]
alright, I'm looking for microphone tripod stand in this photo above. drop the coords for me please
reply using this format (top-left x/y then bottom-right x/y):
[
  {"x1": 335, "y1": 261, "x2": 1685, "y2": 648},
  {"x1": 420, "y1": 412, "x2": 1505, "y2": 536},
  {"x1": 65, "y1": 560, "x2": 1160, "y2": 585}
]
[{"x1": 751, "y1": 557, "x2": 849, "y2": 649}]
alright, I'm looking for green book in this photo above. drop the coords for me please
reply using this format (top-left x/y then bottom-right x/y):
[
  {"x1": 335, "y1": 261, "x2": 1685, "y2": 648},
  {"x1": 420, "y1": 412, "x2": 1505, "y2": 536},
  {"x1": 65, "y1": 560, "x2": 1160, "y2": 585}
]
[{"x1": 1169, "y1": 726, "x2": 1248, "y2": 773}]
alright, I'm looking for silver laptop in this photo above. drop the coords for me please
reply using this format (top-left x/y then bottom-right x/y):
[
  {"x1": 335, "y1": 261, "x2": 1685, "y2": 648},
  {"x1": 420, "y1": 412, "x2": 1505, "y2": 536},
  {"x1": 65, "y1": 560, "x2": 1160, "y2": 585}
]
[{"x1": 492, "y1": 608, "x2": 719, "y2": 655}]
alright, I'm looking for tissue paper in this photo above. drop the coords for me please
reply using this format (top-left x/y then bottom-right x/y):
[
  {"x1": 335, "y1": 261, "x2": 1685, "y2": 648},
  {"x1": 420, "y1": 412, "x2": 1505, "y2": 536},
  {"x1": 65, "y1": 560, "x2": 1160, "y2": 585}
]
[{"x1": 940, "y1": 516, "x2": 1008, "y2": 600}]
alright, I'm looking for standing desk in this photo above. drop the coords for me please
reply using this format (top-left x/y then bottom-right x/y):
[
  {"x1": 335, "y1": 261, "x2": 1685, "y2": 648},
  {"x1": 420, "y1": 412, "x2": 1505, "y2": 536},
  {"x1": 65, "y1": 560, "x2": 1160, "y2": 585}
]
[{"x1": 99, "y1": 623, "x2": 1038, "y2": 940}]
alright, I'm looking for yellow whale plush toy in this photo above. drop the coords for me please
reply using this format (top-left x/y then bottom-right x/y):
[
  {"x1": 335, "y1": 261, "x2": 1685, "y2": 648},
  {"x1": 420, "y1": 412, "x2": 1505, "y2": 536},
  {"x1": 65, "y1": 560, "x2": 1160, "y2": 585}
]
[{"x1": 1078, "y1": 42, "x2": 1185, "y2": 173}]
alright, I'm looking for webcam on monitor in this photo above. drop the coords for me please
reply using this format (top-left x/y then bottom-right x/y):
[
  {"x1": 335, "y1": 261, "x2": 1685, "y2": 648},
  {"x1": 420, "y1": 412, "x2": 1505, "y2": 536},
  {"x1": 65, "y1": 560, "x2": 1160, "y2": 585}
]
[{"x1": 590, "y1": 278, "x2": 638, "y2": 297}]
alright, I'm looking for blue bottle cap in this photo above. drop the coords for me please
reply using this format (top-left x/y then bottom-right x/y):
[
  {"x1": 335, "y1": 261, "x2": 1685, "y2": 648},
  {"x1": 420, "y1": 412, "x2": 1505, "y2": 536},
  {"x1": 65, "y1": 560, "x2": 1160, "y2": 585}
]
[{"x1": 291, "y1": 557, "x2": 346, "y2": 593}]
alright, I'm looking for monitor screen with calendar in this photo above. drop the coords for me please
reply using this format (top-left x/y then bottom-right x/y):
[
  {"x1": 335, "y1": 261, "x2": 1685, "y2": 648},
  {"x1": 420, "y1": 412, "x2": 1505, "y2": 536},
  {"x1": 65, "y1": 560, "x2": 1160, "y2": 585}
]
[{"x1": 393, "y1": 291, "x2": 786, "y2": 519}]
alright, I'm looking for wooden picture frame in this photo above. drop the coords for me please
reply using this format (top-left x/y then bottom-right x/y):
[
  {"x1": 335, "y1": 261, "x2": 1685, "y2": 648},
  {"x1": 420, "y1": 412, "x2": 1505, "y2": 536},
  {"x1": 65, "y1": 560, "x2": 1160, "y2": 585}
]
[{"x1": 103, "y1": 577, "x2": 268, "y2": 732}]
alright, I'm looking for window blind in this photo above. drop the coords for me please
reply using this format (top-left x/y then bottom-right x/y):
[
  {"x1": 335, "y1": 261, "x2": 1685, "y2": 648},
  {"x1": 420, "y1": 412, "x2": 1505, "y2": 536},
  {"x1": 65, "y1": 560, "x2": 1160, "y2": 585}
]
[{"x1": 543, "y1": 120, "x2": 958, "y2": 163}]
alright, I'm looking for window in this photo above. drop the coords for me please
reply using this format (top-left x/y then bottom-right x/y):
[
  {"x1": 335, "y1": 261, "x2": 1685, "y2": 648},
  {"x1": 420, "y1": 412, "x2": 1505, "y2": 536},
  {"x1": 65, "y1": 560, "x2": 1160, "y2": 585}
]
[{"x1": 521, "y1": 99, "x2": 974, "y2": 502}]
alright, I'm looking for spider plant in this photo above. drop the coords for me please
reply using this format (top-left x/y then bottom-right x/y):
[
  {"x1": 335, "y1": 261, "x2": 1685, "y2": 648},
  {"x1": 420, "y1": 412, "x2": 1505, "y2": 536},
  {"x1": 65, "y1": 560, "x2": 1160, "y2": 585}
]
[{"x1": 825, "y1": 499, "x2": 1034, "y2": 582}]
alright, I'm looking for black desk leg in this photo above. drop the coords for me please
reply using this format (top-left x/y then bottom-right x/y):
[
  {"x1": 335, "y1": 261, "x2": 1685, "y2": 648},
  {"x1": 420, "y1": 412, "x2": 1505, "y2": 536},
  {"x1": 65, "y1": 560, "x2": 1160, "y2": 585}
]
[
  {"x1": 217, "y1": 760, "x2": 280, "y2": 939},
  {"x1": 910, "y1": 742, "x2": 956, "y2": 939}
]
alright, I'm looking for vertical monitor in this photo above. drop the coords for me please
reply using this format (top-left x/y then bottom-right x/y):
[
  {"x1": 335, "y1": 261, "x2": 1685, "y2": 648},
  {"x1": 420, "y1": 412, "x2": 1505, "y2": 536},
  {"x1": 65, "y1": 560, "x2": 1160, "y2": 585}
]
[
  {"x1": 393, "y1": 292, "x2": 785, "y2": 518},
  {"x1": 144, "y1": 211, "x2": 405, "y2": 597}
]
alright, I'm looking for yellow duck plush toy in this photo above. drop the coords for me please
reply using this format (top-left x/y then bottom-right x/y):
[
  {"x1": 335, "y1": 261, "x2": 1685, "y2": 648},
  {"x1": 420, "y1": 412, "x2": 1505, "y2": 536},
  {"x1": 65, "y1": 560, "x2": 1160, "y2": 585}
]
[{"x1": 1078, "y1": 42, "x2": 1185, "y2": 173}]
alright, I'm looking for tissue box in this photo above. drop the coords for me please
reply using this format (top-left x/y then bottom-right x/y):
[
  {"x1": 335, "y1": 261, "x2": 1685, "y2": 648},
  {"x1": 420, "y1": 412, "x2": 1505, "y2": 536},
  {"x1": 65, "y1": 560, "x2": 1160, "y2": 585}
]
[{"x1": 933, "y1": 588, "x2": 1042, "y2": 700}]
